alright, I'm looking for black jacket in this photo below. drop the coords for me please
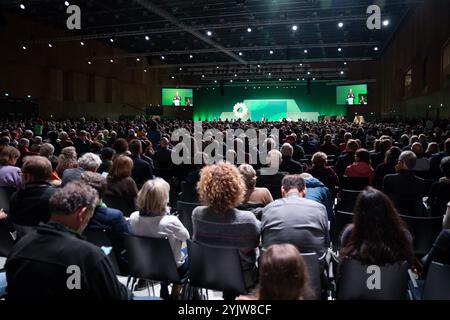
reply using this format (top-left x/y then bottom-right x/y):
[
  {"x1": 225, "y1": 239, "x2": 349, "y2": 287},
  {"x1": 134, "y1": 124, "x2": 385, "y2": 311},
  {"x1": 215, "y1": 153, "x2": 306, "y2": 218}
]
[
  {"x1": 382, "y1": 171, "x2": 427, "y2": 216},
  {"x1": 279, "y1": 156, "x2": 304, "y2": 174},
  {"x1": 131, "y1": 155, "x2": 154, "y2": 189},
  {"x1": 5, "y1": 221, "x2": 130, "y2": 300},
  {"x1": 9, "y1": 182, "x2": 56, "y2": 227},
  {"x1": 335, "y1": 152, "x2": 355, "y2": 178}
]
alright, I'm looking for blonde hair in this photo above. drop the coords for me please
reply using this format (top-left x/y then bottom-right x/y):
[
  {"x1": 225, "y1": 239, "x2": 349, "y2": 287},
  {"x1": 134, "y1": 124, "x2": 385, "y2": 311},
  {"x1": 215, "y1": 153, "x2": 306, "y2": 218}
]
[
  {"x1": 137, "y1": 178, "x2": 170, "y2": 215},
  {"x1": 238, "y1": 164, "x2": 257, "y2": 190},
  {"x1": 198, "y1": 162, "x2": 246, "y2": 213},
  {"x1": 56, "y1": 146, "x2": 77, "y2": 176}
]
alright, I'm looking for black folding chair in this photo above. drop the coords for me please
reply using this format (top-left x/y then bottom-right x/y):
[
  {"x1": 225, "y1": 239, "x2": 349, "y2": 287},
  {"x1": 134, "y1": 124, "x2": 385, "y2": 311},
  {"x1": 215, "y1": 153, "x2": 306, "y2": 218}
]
[
  {"x1": 0, "y1": 186, "x2": 15, "y2": 214},
  {"x1": 422, "y1": 262, "x2": 450, "y2": 300},
  {"x1": 337, "y1": 259, "x2": 409, "y2": 300},
  {"x1": 399, "y1": 215, "x2": 443, "y2": 256},
  {"x1": 334, "y1": 210, "x2": 354, "y2": 246},
  {"x1": 176, "y1": 201, "x2": 200, "y2": 237},
  {"x1": 82, "y1": 229, "x2": 122, "y2": 275},
  {"x1": 179, "y1": 181, "x2": 198, "y2": 203},
  {"x1": 300, "y1": 252, "x2": 323, "y2": 300},
  {"x1": 187, "y1": 240, "x2": 247, "y2": 298},
  {"x1": 0, "y1": 220, "x2": 15, "y2": 258},
  {"x1": 103, "y1": 196, "x2": 135, "y2": 217},
  {"x1": 339, "y1": 177, "x2": 369, "y2": 191},
  {"x1": 124, "y1": 234, "x2": 183, "y2": 296}
]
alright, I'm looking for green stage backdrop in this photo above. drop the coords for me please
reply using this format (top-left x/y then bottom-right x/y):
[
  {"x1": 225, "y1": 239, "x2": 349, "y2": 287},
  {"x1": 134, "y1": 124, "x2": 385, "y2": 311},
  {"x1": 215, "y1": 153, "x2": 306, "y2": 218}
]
[
  {"x1": 162, "y1": 88, "x2": 193, "y2": 106},
  {"x1": 193, "y1": 84, "x2": 346, "y2": 121}
]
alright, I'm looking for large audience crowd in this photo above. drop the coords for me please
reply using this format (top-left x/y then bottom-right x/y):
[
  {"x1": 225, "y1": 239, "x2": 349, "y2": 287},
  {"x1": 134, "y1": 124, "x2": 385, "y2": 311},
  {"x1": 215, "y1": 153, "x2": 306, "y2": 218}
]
[{"x1": 0, "y1": 116, "x2": 449, "y2": 300}]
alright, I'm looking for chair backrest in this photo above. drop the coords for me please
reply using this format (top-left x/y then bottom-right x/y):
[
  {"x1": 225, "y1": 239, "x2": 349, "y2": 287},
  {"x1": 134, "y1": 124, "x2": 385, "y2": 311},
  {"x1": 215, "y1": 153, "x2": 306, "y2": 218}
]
[
  {"x1": 82, "y1": 229, "x2": 121, "y2": 275},
  {"x1": 187, "y1": 240, "x2": 247, "y2": 295},
  {"x1": 337, "y1": 259, "x2": 409, "y2": 300},
  {"x1": 336, "y1": 189, "x2": 361, "y2": 213},
  {"x1": 399, "y1": 215, "x2": 443, "y2": 256},
  {"x1": 422, "y1": 262, "x2": 450, "y2": 300},
  {"x1": 334, "y1": 210, "x2": 354, "y2": 243},
  {"x1": 339, "y1": 177, "x2": 369, "y2": 190},
  {"x1": 103, "y1": 196, "x2": 134, "y2": 217},
  {"x1": 300, "y1": 252, "x2": 322, "y2": 300},
  {"x1": 0, "y1": 220, "x2": 15, "y2": 257},
  {"x1": 124, "y1": 234, "x2": 181, "y2": 284},
  {"x1": 176, "y1": 201, "x2": 200, "y2": 237},
  {"x1": 0, "y1": 186, "x2": 15, "y2": 214}
]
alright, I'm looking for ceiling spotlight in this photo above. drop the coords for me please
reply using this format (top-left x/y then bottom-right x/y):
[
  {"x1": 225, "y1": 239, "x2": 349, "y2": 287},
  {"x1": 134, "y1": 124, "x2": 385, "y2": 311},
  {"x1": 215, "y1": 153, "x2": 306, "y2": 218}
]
[
  {"x1": 179, "y1": 67, "x2": 182, "y2": 71},
  {"x1": 22, "y1": 45, "x2": 27, "y2": 50},
  {"x1": 144, "y1": 69, "x2": 147, "y2": 73},
  {"x1": 206, "y1": 31, "x2": 212, "y2": 36},
  {"x1": 299, "y1": 63, "x2": 303, "y2": 67},
  {"x1": 278, "y1": 78, "x2": 282, "y2": 81},
  {"x1": 304, "y1": 49, "x2": 308, "y2": 54},
  {"x1": 302, "y1": 78, "x2": 305, "y2": 81},
  {"x1": 110, "y1": 38, "x2": 114, "y2": 43},
  {"x1": 4, "y1": 93, "x2": 9, "y2": 97},
  {"x1": 383, "y1": 20, "x2": 390, "y2": 27},
  {"x1": 230, "y1": 79, "x2": 233, "y2": 83},
  {"x1": 161, "y1": 55, "x2": 165, "y2": 60},
  {"x1": 246, "y1": 79, "x2": 249, "y2": 82},
  {"x1": 338, "y1": 22, "x2": 344, "y2": 28},
  {"x1": 216, "y1": 66, "x2": 219, "y2": 69},
  {"x1": 48, "y1": 43, "x2": 53, "y2": 48},
  {"x1": 202, "y1": 74, "x2": 205, "y2": 78},
  {"x1": 307, "y1": 71, "x2": 311, "y2": 75},
  {"x1": 145, "y1": 36, "x2": 150, "y2": 41},
  {"x1": 268, "y1": 72, "x2": 272, "y2": 76},
  {"x1": 136, "y1": 58, "x2": 140, "y2": 62},
  {"x1": 292, "y1": 25, "x2": 298, "y2": 31},
  {"x1": 189, "y1": 54, "x2": 193, "y2": 59},
  {"x1": 340, "y1": 71, "x2": 344, "y2": 75},
  {"x1": 87, "y1": 61, "x2": 92, "y2": 65},
  {"x1": 269, "y1": 50, "x2": 273, "y2": 54},
  {"x1": 19, "y1": 3, "x2": 25, "y2": 10},
  {"x1": 214, "y1": 80, "x2": 217, "y2": 83},
  {"x1": 338, "y1": 48, "x2": 342, "y2": 52},
  {"x1": 297, "y1": 78, "x2": 300, "y2": 81},
  {"x1": 64, "y1": 1, "x2": 70, "y2": 7},
  {"x1": 374, "y1": 47, "x2": 379, "y2": 51},
  {"x1": 238, "y1": 52, "x2": 243, "y2": 56},
  {"x1": 27, "y1": 94, "x2": 32, "y2": 98},
  {"x1": 171, "y1": 75, "x2": 175, "y2": 79},
  {"x1": 313, "y1": 77, "x2": 316, "y2": 81},
  {"x1": 80, "y1": 41, "x2": 84, "y2": 46},
  {"x1": 257, "y1": 65, "x2": 261, "y2": 68},
  {"x1": 110, "y1": 59, "x2": 114, "y2": 63},
  {"x1": 247, "y1": 27, "x2": 252, "y2": 33},
  {"x1": 234, "y1": 74, "x2": 237, "y2": 77},
  {"x1": 344, "y1": 62, "x2": 347, "y2": 65}
]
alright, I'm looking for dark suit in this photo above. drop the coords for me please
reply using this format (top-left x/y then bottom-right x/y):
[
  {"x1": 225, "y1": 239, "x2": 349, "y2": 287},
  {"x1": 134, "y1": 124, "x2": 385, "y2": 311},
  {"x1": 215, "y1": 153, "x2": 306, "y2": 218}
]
[
  {"x1": 291, "y1": 144, "x2": 305, "y2": 161},
  {"x1": 279, "y1": 156, "x2": 303, "y2": 174},
  {"x1": 382, "y1": 171, "x2": 427, "y2": 216},
  {"x1": 335, "y1": 152, "x2": 355, "y2": 178},
  {"x1": 9, "y1": 182, "x2": 56, "y2": 227},
  {"x1": 73, "y1": 138, "x2": 91, "y2": 156},
  {"x1": 153, "y1": 148, "x2": 173, "y2": 169},
  {"x1": 131, "y1": 156, "x2": 153, "y2": 189},
  {"x1": 430, "y1": 151, "x2": 449, "y2": 178}
]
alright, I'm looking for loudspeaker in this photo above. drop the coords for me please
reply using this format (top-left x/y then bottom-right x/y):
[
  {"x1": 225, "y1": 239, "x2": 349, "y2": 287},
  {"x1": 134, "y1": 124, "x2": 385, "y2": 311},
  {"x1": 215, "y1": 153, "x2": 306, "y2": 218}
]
[
  {"x1": 220, "y1": 80, "x2": 224, "y2": 96},
  {"x1": 307, "y1": 79, "x2": 311, "y2": 95}
]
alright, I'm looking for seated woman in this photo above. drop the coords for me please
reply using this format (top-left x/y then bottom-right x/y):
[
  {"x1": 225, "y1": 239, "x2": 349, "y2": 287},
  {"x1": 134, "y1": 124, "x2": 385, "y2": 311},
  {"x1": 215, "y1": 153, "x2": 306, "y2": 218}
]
[
  {"x1": 344, "y1": 148, "x2": 374, "y2": 185},
  {"x1": 306, "y1": 152, "x2": 339, "y2": 197},
  {"x1": 192, "y1": 162, "x2": 261, "y2": 294},
  {"x1": 56, "y1": 146, "x2": 77, "y2": 177},
  {"x1": 0, "y1": 146, "x2": 22, "y2": 190},
  {"x1": 238, "y1": 244, "x2": 312, "y2": 300},
  {"x1": 340, "y1": 187, "x2": 413, "y2": 266},
  {"x1": 105, "y1": 155, "x2": 138, "y2": 216},
  {"x1": 129, "y1": 178, "x2": 189, "y2": 299},
  {"x1": 373, "y1": 147, "x2": 401, "y2": 190},
  {"x1": 238, "y1": 164, "x2": 273, "y2": 205}
]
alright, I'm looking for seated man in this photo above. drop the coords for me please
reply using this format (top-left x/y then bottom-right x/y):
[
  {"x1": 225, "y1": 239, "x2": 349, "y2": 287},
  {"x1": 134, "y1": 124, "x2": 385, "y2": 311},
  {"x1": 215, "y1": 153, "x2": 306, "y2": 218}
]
[
  {"x1": 153, "y1": 137, "x2": 173, "y2": 169},
  {"x1": 335, "y1": 139, "x2": 359, "y2": 178},
  {"x1": 9, "y1": 156, "x2": 56, "y2": 227},
  {"x1": 261, "y1": 175, "x2": 329, "y2": 258},
  {"x1": 5, "y1": 181, "x2": 130, "y2": 300},
  {"x1": 426, "y1": 157, "x2": 450, "y2": 217},
  {"x1": 279, "y1": 143, "x2": 303, "y2": 174},
  {"x1": 129, "y1": 139, "x2": 153, "y2": 189},
  {"x1": 80, "y1": 172, "x2": 131, "y2": 272},
  {"x1": 62, "y1": 152, "x2": 102, "y2": 186},
  {"x1": 383, "y1": 151, "x2": 426, "y2": 216}
]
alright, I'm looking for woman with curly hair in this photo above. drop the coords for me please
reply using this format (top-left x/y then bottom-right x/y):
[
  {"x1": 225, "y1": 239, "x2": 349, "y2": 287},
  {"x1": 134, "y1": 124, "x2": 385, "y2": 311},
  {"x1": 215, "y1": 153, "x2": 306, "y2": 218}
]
[
  {"x1": 56, "y1": 146, "x2": 77, "y2": 177},
  {"x1": 192, "y1": 162, "x2": 261, "y2": 294}
]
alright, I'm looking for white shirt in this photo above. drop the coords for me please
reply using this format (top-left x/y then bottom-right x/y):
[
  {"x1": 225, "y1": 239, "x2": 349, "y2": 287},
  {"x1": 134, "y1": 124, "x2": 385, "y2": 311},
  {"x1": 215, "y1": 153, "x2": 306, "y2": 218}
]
[{"x1": 129, "y1": 212, "x2": 189, "y2": 267}]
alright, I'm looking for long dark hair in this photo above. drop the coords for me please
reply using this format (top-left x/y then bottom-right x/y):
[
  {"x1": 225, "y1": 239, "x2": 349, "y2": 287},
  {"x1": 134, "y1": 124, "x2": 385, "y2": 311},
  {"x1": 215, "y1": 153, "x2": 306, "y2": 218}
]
[
  {"x1": 258, "y1": 244, "x2": 312, "y2": 300},
  {"x1": 340, "y1": 187, "x2": 413, "y2": 265}
]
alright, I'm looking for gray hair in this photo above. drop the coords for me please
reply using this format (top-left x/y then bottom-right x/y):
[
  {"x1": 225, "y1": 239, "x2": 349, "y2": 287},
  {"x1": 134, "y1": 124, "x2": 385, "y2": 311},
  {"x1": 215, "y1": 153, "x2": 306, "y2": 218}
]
[
  {"x1": 39, "y1": 143, "x2": 55, "y2": 157},
  {"x1": 399, "y1": 151, "x2": 417, "y2": 170},
  {"x1": 280, "y1": 143, "x2": 294, "y2": 157},
  {"x1": 77, "y1": 152, "x2": 102, "y2": 171},
  {"x1": 49, "y1": 181, "x2": 99, "y2": 215}
]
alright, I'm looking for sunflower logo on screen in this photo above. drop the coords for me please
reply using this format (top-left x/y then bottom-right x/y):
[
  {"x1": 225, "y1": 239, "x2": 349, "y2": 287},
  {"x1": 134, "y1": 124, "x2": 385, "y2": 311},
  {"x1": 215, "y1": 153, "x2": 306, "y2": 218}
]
[{"x1": 233, "y1": 102, "x2": 248, "y2": 120}]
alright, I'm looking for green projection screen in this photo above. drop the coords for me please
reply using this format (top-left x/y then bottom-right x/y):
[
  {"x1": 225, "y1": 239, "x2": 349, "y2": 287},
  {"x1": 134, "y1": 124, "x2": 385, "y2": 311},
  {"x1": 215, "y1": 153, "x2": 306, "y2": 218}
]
[
  {"x1": 336, "y1": 84, "x2": 368, "y2": 105},
  {"x1": 161, "y1": 88, "x2": 193, "y2": 106}
]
